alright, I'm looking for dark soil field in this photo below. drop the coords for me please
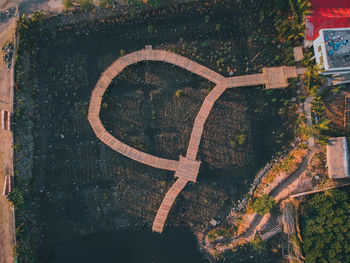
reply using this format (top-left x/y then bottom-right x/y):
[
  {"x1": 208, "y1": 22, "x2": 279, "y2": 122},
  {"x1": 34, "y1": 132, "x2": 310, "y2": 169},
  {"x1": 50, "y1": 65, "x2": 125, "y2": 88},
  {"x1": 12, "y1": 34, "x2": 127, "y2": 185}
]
[{"x1": 14, "y1": 0, "x2": 299, "y2": 261}]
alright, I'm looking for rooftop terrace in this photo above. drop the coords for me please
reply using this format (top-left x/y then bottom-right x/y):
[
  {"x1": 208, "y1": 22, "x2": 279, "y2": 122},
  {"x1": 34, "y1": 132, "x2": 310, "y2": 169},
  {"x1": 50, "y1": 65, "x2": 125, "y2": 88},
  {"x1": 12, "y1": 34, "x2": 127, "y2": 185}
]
[{"x1": 323, "y1": 29, "x2": 350, "y2": 69}]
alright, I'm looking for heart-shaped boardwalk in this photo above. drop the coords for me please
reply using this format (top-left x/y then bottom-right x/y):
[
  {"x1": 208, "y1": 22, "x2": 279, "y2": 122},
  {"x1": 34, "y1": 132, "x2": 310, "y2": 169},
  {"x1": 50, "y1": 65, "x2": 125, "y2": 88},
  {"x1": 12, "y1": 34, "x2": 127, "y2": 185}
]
[{"x1": 88, "y1": 46, "x2": 306, "y2": 233}]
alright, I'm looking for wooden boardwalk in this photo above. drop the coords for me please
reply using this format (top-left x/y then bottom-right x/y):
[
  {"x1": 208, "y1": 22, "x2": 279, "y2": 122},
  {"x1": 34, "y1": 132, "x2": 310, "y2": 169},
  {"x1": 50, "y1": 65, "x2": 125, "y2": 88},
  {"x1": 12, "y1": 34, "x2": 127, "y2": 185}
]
[
  {"x1": 88, "y1": 47, "x2": 306, "y2": 233},
  {"x1": 152, "y1": 178, "x2": 188, "y2": 233},
  {"x1": 186, "y1": 83, "x2": 227, "y2": 160}
]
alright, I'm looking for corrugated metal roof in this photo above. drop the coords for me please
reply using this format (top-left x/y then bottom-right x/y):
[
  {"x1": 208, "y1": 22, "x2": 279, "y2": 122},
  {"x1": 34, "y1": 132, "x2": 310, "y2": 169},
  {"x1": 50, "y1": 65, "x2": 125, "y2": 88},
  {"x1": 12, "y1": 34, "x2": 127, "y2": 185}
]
[{"x1": 305, "y1": 0, "x2": 350, "y2": 40}]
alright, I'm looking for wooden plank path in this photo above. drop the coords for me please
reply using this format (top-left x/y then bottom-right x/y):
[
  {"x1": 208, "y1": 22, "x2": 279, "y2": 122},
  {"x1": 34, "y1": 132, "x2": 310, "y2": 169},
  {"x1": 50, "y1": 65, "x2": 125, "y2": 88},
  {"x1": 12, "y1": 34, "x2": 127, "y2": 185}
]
[
  {"x1": 88, "y1": 47, "x2": 306, "y2": 233},
  {"x1": 186, "y1": 83, "x2": 227, "y2": 160},
  {"x1": 152, "y1": 177, "x2": 188, "y2": 233}
]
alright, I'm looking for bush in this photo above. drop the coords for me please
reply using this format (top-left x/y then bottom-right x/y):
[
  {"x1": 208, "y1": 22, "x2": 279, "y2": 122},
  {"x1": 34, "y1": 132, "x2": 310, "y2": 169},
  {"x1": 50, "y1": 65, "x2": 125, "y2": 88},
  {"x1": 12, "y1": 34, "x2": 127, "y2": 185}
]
[
  {"x1": 147, "y1": 25, "x2": 154, "y2": 33},
  {"x1": 207, "y1": 227, "x2": 236, "y2": 241},
  {"x1": 63, "y1": 0, "x2": 73, "y2": 9},
  {"x1": 7, "y1": 188, "x2": 24, "y2": 209},
  {"x1": 175, "y1": 89, "x2": 182, "y2": 97},
  {"x1": 302, "y1": 189, "x2": 350, "y2": 263},
  {"x1": 77, "y1": 0, "x2": 93, "y2": 10},
  {"x1": 236, "y1": 134, "x2": 247, "y2": 146},
  {"x1": 125, "y1": 0, "x2": 160, "y2": 7},
  {"x1": 17, "y1": 12, "x2": 45, "y2": 50},
  {"x1": 230, "y1": 133, "x2": 247, "y2": 148},
  {"x1": 99, "y1": 0, "x2": 113, "y2": 8},
  {"x1": 230, "y1": 140, "x2": 237, "y2": 148},
  {"x1": 251, "y1": 194, "x2": 276, "y2": 215},
  {"x1": 251, "y1": 235, "x2": 264, "y2": 251}
]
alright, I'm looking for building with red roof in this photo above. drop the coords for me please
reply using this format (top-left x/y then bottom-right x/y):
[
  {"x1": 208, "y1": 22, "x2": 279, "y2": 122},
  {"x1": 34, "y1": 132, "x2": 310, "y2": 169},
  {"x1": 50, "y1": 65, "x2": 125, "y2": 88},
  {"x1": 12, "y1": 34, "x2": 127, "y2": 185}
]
[
  {"x1": 307, "y1": 0, "x2": 350, "y2": 81},
  {"x1": 306, "y1": 0, "x2": 350, "y2": 41}
]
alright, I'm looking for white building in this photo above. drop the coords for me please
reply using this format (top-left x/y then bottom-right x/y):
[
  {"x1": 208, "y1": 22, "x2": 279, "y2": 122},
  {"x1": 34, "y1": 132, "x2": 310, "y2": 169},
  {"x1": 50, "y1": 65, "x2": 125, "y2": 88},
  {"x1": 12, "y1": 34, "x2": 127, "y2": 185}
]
[{"x1": 313, "y1": 28, "x2": 350, "y2": 84}]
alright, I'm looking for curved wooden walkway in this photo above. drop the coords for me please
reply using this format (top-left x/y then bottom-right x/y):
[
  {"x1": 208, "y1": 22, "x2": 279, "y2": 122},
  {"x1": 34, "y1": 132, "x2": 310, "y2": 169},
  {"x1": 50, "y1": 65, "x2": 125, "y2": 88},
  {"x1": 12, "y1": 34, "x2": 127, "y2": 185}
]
[{"x1": 88, "y1": 47, "x2": 306, "y2": 233}]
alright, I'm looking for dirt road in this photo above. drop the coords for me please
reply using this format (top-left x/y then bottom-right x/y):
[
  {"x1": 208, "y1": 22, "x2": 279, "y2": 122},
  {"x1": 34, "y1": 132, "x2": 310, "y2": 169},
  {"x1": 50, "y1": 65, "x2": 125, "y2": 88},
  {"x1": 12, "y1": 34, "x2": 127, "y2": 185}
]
[
  {"x1": 0, "y1": 129, "x2": 15, "y2": 263},
  {"x1": 0, "y1": 0, "x2": 62, "y2": 13},
  {"x1": 0, "y1": 6, "x2": 16, "y2": 263}
]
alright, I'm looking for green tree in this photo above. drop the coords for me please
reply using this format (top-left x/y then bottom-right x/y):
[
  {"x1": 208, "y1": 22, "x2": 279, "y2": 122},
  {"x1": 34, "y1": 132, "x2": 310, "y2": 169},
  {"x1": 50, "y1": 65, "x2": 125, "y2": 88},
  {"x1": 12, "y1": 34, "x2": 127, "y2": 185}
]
[
  {"x1": 302, "y1": 190, "x2": 350, "y2": 263},
  {"x1": 274, "y1": 0, "x2": 310, "y2": 45},
  {"x1": 63, "y1": 0, "x2": 74, "y2": 9},
  {"x1": 251, "y1": 194, "x2": 276, "y2": 215}
]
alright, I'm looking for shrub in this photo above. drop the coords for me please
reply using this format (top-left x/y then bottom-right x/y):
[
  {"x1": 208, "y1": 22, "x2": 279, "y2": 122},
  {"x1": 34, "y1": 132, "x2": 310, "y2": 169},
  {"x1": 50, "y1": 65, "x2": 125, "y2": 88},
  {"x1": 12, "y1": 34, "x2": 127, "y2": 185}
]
[
  {"x1": 236, "y1": 134, "x2": 247, "y2": 146},
  {"x1": 99, "y1": 0, "x2": 113, "y2": 8},
  {"x1": 207, "y1": 227, "x2": 236, "y2": 241},
  {"x1": 147, "y1": 25, "x2": 154, "y2": 33},
  {"x1": 175, "y1": 89, "x2": 182, "y2": 97},
  {"x1": 7, "y1": 188, "x2": 24, "y2": 209},
  {"x1": 251, "y1": 235, "x2": 264, "y2": 251},
  {"x1": 251, "y1": 194, "x2": 276, "y2": 215},
  {"x1": 63, "y1": 0, "x2": 73, "y2": 9},
  {"x1": 159, "y1": 181, "x2": 166, "y2": 188},
  {"x1": 201, "y1": 41, "x2": 208, "y2": 47},
  {"x1": 230, "y1": 133, "x2": 247, "y2": 148},
  {"x1": 17, "y1": 12, "x2": 45, "y2": 51},
  {"x1": 230, "y1": 140, "x2": 237, "y2": 148},
  {"x1": 77, "y1": 0, "x2": 93, "y2": 10},
  {"x1": 125, "y1": 0, "x2": 160, "y2": 7}
]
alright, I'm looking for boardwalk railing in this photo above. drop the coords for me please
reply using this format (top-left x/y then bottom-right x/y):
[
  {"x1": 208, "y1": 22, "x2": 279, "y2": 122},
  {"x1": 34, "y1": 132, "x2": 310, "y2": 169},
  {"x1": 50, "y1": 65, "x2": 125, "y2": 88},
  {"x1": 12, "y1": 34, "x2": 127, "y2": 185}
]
[{"x1": 88, "y1": 47, "x2": 306, "y2": 233}]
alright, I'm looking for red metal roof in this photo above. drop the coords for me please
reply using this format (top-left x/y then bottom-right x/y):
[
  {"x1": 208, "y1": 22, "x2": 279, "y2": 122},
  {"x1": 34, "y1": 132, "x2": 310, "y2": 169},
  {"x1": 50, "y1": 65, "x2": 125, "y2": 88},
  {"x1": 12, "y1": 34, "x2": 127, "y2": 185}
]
[{"x1": 305, "y1": 0, "x2": 350, "y2": 40}]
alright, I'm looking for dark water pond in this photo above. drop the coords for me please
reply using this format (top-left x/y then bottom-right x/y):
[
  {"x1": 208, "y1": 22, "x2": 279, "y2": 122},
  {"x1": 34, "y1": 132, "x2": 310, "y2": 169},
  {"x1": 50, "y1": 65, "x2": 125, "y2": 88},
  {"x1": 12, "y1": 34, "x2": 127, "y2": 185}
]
[{"x1": 50, "y1": 228, "x2": 209, "y2": 263}]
